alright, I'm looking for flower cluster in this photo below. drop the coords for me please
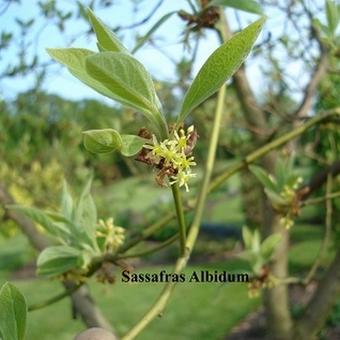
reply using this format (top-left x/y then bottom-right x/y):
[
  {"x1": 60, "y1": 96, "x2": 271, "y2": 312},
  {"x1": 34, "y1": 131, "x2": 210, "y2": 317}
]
[
  {"x1": 96, "y1": 218, "x2": 125, "y2": 253},
  {"x1": 248, "y1": 274, "x2": 278, "y2": 298},
  {"x1": 144, "y1": 125, "x2": 197, "y2": 192}
]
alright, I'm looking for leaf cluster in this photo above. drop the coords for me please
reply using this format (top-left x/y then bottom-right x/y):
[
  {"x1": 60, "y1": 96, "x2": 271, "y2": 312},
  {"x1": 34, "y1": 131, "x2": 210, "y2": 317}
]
[{"x1": 239, "y1": 226, "x2": 281, "y2": 275}]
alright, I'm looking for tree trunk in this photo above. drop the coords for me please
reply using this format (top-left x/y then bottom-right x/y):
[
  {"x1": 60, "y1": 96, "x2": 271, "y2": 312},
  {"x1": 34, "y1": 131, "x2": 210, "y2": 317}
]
[{"x1": 294, "y1": 251, "x2": 340, "y2": 339}]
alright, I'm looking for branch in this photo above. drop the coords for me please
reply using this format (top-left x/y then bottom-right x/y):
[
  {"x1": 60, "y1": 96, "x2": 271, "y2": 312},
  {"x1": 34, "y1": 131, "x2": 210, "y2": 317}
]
[
  {"x1": 210, "y1": 110, "x2": 340, "y2": 191},
  {"x1": 115, "y1": 0, "x2": 164, "y2": 30},
  {"x1": 292, "y1": 52, "x2": 328, "y2": 118},
  {"x1": 28, "y1": 282, "x2": 83, "y2": 312},
  {"x1": 297, "y1": 160, "x2": 340, "y2": 201},
  {"x1": 302, "y1": 191, "x2": 340, "y2": 206}
]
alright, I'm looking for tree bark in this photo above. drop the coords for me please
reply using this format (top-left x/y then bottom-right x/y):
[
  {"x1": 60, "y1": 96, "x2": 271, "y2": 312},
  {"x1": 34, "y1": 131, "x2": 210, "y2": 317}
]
[{"x1": 294, "y1": 251, "x2": 340, "y2": 339}]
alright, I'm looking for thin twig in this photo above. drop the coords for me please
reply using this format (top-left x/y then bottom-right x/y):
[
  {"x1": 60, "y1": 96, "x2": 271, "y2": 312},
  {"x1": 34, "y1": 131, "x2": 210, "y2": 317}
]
[
  {"x1": 28, "y1": 283, "x2": 83, "y2": 312},
  {"x1": 302, "y1": 191, "x2": 340, "y2": 206},
  {"x1": 121, "y1": 84, "x2": 227, "y2": 340},
  {"x1": 116, "y1": 234, "x2": 179, "y2": 260}
]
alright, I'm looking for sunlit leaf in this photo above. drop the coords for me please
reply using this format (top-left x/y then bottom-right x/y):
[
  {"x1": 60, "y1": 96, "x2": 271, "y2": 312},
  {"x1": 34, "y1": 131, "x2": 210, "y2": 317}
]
[
  {"x1": 85, "y1": 51, "x2": 167, "y2": 137},
  {"x1": 46, "y1": 48, "x2": 120, "y2": 100},
  {"x1": 210, "y1": 0, "x2": 263, "y2": 15},
  {"x1": 87, "y1": 8, "x2": 129, "y2": 53},
  {"x1": 178, "y1": 17, "x2": 265, "y2": 123}
]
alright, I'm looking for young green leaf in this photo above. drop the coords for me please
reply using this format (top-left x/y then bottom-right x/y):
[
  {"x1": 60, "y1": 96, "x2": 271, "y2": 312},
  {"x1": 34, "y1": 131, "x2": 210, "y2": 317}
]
[
  {"x1": 210, "y1": 0, "x2": 263, "y2": 15},
  {"x1": 252, "y1": 229, "x2": 261, "y2": 253},
  {"x1": 87, "y1": 8, "x2": 129, "y2": 53},
  {"x1": 60, "y1": 180, "x2": 73, "y2": 219},
  {"x1": 83, "y1": 129, "x2": 147, "y2": 156},
  {"x1": 46, "y1": 48, "x2": 119, "y2": 100},
  {"x1": 37, "y1": 245, "x2": 82, "y2": 277},
  {"x1": 0, "y1": 282, "x2": 27, "y2": 340},
  {"x1": 85, "y1": 52, "x2": 167, "y2": 137},
  {"x1": 178, "y1": 17, "x2": 265, "y2": 123},
  {"x1": 6, "y1": 205, "x2": 71, "y2": 241},
  {"x1": 261, "y1": 233, "x2": 282, "y2": 259},
  {"x1": 242, "y1": 226, "x2": 253, "y2": 249},
  {"x1": 264, "y1": 188, "x2": 288, "y2": 208},
  {"x1": 121, "y1": 135, "x2": 148, "y2": 157},
  {"x1": 74, "y1": 176, "x2": 97, "y2": 246},
  {"x1": 249, "y1": 165, "x2": 277, "y2": 192},
  {"x1": 83, "y1": 129, "x2": 123, "y2": 154}
]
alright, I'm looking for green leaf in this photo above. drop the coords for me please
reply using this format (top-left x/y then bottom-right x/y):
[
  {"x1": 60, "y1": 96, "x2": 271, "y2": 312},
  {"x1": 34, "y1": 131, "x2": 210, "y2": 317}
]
[
  {"x1": 237, "y1": 249, "x2": 256, "y2": 262},
  {"x1": 249, "y1": 165, "x2": 277, "y2": 192},
  {"x1": 87, "y1": 8, "x2": 129, "y2": 53},
  {"x1": 132, "y1": 12, "x2": 176, "y2": 53},
  {"x1": 47, "y1": 49, "x2": 167, "y2": 138},
  {"x1": 210, "y1": 0, "x2": 263, "y2": 15},
  {"x1": 121, "y1": 135, "x2": 147, "y2": 157},
  {"x1": 74, "y1": 177, "x2": 97, "y2": 246},
  {"x1": 37, "y1": 246, "x2": 82, "y2": 277},
  {"x1": 261, "y1": 233, "x2": 282, "y2": 259},
  {"x1": 264, "y1": 188, "x2": 288, "y2": 207},
  {"x1": 83, "y1": 129, "x2": 123, "y2": 154},
  {"x1": 0, "y1": 282, "x2": 27, "y2": 340},
  {"x1": 242, "y1": 226, "x2": 253, "y2": 249},
  {"x1": 85, "y1": 52, "x2": 166, "y2": 137},
  {"x1": 6, "y1": 205, "x2": 71, "y2": 241},
  {"x1": 178, "y1": 17, "x2": 265, "y2": 123},
  {"x1": 274, "y1": 158, "x2": 288, "y2": 191},
  {"x1": 83, "y1": 129, "x2": 147, "y2": 156},
  {"x1": 60, "y1": 180, "x2": 73, "y2": 219},
  {"x1": 83, "y1": 129, "x2": 147, "y2": 157},
  {"x1": 46, "y1": 48, "x2": 120, "y2": 100},
  {"x1": 252, "y1": 229, "x2": 261, "y2": 253},
  {"x1": 326, "y1": 0, "x2": 339, "y2": 35}
]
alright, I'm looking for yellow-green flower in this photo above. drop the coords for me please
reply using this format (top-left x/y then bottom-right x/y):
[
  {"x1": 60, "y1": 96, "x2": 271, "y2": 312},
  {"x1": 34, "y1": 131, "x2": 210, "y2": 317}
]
[{"x1": 144, "y1": 126, "x2": 197, "y2": 191}]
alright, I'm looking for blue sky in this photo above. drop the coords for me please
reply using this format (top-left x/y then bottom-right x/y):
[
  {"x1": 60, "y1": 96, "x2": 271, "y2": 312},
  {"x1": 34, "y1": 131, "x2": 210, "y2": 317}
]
[{"x1": 0, "y1": 0, "x2": 320, "y2": 103}]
